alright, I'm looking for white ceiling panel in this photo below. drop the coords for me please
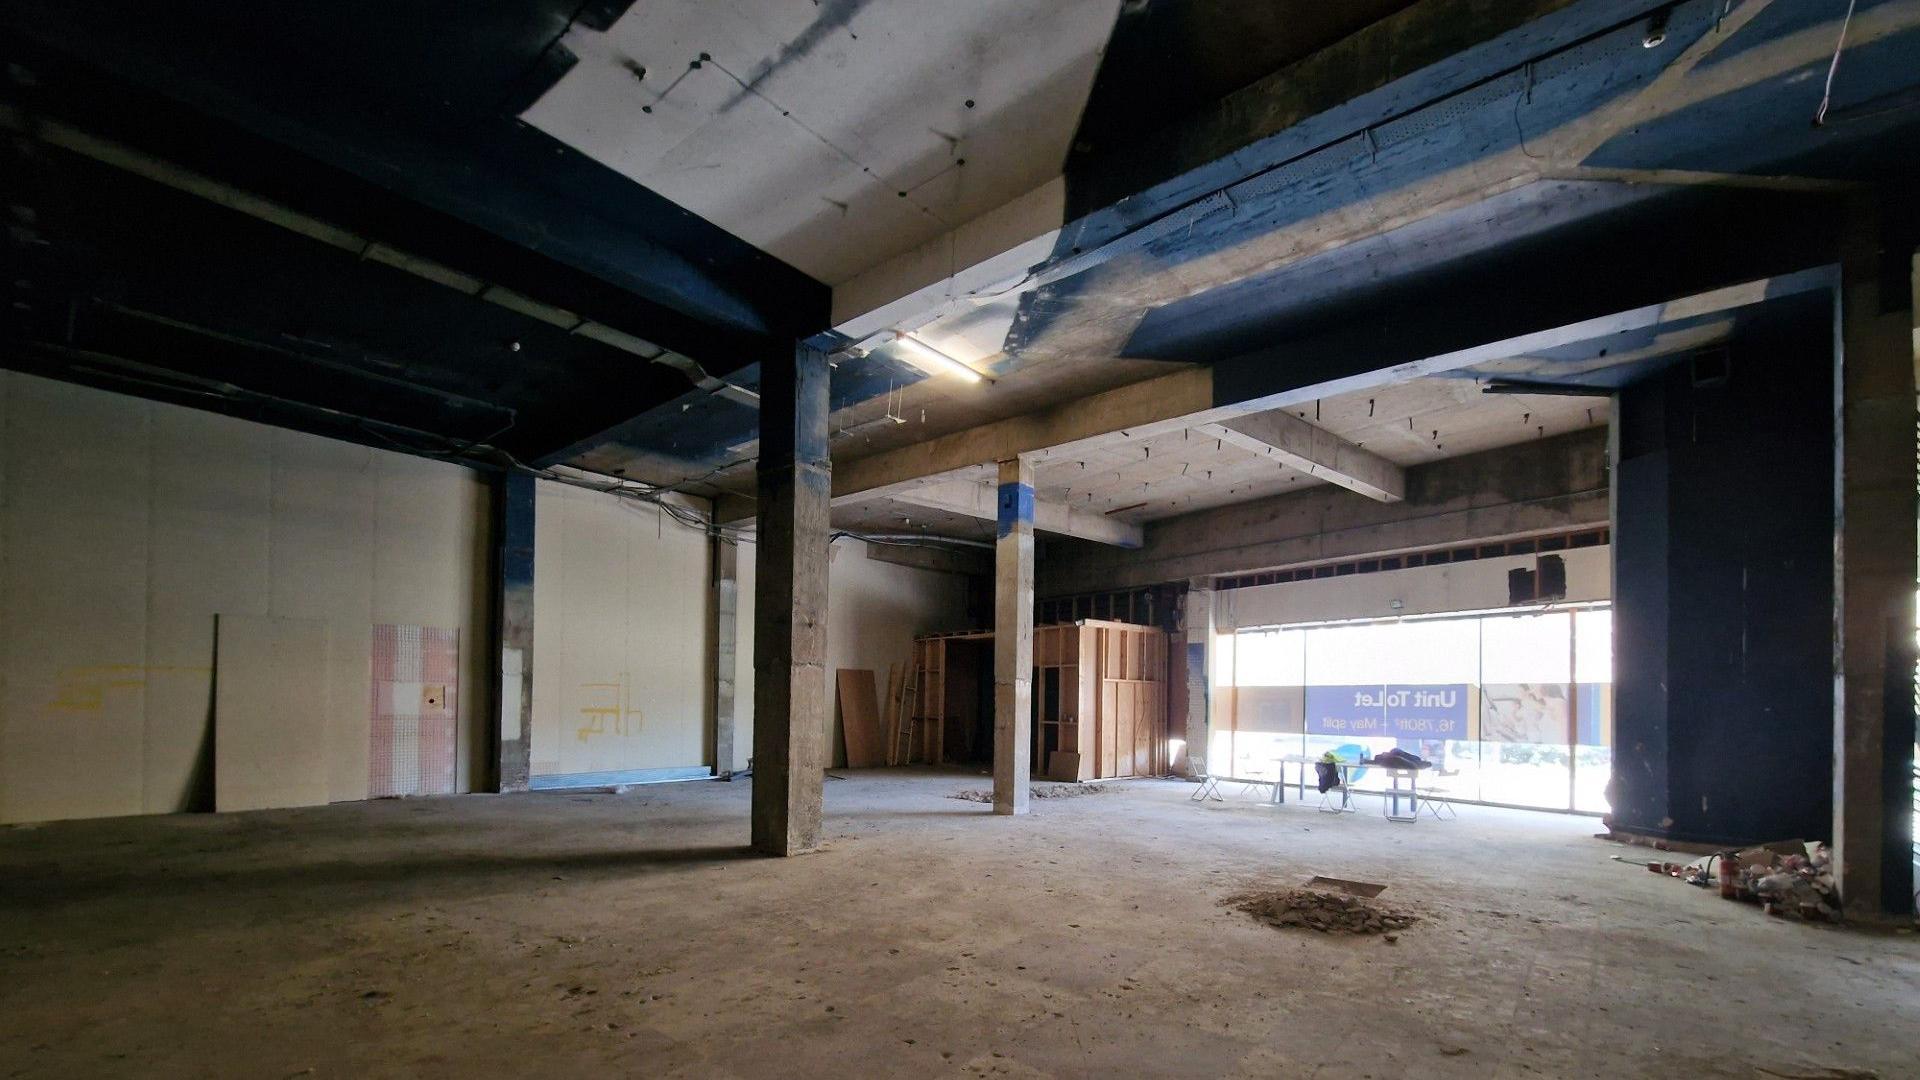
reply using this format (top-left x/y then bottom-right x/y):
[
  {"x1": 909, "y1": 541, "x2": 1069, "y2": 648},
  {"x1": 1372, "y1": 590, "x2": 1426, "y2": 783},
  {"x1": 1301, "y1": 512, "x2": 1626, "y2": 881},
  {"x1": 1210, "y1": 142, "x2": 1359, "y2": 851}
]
[{"x1": 523, "y1": 0, "x2": 1120, "y2": 285}]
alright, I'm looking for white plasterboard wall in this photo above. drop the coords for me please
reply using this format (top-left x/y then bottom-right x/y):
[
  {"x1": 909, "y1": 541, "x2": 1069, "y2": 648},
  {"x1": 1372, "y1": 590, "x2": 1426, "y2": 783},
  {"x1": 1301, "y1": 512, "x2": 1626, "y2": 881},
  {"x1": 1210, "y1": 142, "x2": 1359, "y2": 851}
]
[
  {"x1": 528, "y1": 479, "x2": 715, "y2": 777},
  {"x1": 731, "y1": 537, "x2": 972, "y2": 773},
  {"x1": 1219, "y1": 546, "x2": 1611, "y2": 631},
  {"x1": 0, "y1": 372, "x2": 492, "y2": 824}
]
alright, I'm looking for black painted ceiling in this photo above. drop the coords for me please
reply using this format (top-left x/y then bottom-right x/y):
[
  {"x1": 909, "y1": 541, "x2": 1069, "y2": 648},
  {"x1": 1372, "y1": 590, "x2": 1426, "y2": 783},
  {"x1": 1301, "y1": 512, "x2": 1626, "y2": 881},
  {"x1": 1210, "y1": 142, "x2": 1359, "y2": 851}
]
[{"x1": 0, "y1": 0, "x2": 829, "y2": 463}]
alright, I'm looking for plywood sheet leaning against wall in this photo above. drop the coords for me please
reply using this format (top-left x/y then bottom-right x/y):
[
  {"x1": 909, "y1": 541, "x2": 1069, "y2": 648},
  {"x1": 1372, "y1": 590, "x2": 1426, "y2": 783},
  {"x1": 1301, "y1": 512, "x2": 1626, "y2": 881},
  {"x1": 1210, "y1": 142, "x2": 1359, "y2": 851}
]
[
  {"x1": 215, "y1": 614, "x2": 332, "y2": 812},
  {"x1": 836, "y1": 668, "x2": 884, "y2": 768}
]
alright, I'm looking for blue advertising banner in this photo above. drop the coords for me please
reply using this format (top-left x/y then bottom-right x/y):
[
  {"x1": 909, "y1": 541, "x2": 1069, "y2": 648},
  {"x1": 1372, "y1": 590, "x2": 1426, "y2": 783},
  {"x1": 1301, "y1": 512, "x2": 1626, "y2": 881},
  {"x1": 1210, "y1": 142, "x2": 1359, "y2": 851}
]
[{"x1": 1304, "y1": 684, "x2": 1469, "y2": 738}]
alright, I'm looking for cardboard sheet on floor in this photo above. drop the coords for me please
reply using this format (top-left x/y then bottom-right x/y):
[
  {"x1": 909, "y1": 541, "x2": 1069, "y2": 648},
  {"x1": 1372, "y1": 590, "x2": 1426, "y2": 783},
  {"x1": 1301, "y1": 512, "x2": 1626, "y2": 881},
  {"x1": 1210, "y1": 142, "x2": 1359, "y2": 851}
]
[
  {"x1": 1308, "y1": 876, "x2": 1387, "y2": 898},
  {"x1": 1048, "y1": 751, "x2": 1083, "y2": 782},
  {"x1": 836, "y1": 668, "x2": 884, "y2": 768},
  {"x1": 215, "y1": 613, "x2": 332, "y2": 812}
]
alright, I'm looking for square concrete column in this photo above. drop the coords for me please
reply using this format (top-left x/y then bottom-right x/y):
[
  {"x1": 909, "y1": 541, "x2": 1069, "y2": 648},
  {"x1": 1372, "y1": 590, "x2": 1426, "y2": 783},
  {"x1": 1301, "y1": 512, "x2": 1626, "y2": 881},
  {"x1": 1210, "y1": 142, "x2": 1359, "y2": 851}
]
[
  {"x1": 1833, "y1": 206, "x2": 1917, "y2": 919},
  {"x1": 1183, "y1": 578, "x2": 1213, "y2": 777},
  {"x1": 489, "y1": 470, "x2": 535, "y2": 793},
  {"x1": 751, "y1": 341, "x2": 831, "y2": 856},
  {"x1": 711, "y1": 537, "x2": 739, "y2": 779},
  {"x1": 993, "y1": 456, "x2": 1035, "y2": 816}
]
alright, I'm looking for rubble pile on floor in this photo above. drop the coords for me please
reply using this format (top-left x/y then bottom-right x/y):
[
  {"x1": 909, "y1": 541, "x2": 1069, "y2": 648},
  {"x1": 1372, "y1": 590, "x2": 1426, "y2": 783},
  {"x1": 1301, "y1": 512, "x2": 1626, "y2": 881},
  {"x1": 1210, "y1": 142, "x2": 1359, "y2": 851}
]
[
  {"x1": 948, "y1": 783, "x2": 1110, "y2": 803},
  {"x1": 1225, "y1": 888, "x2": 1419, "y2": 936},
  {"x1": 1643, "y1": 840, "x2": 1842, "y2": 921}
]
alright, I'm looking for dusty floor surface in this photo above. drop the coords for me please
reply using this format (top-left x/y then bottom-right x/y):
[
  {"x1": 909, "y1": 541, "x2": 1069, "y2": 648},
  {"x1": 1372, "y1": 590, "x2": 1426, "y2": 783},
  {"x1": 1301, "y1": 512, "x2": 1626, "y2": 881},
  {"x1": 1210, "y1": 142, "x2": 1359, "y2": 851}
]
[{"x1": 3, "y1": 770, "x2": 1916, "y2": 1079}]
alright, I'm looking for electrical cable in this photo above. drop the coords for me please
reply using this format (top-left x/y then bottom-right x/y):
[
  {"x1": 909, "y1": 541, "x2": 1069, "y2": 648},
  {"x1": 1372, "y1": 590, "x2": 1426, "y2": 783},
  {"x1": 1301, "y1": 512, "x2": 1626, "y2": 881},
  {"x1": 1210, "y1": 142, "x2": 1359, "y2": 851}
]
[{"x1": 1814, "y1": 0, "x2": 1858, "y2": 126}]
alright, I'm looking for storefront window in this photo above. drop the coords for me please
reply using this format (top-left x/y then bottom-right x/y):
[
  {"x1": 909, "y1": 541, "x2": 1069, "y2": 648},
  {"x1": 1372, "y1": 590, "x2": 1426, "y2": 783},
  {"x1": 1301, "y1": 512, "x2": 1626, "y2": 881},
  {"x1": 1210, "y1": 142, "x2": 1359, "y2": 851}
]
[{"x1": 1215, "y1": 603, "x2": 1613, "y2": 812}]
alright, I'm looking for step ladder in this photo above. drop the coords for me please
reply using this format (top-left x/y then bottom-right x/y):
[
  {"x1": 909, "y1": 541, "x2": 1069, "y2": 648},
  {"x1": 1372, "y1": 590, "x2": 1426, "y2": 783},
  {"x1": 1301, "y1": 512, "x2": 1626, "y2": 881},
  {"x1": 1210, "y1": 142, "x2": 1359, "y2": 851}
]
[{"x1": 890, "y1": 660, "x2": 921, "y2": 765}]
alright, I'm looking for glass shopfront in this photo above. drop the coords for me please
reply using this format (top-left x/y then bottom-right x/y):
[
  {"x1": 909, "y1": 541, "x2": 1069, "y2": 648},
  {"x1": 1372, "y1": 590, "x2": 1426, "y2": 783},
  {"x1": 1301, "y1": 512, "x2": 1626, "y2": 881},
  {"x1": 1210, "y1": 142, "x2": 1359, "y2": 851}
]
[{"x1": 1211, "y1": 605, "x2": 1612, "y2": 812}]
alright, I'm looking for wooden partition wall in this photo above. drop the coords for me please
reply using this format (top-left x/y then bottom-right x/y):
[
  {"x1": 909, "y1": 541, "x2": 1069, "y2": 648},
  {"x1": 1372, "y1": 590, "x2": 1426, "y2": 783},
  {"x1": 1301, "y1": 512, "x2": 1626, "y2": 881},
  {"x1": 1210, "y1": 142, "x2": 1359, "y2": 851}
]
[{"x1": 902, "y1": 621, "x2": 1168, "y2": 780}]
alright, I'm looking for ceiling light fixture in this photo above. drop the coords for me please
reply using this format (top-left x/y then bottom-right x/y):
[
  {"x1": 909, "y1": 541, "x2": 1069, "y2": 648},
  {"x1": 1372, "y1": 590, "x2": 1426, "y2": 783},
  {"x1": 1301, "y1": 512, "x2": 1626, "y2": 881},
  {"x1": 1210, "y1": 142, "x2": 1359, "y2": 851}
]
[{"x1": 891, "y1": 332, "x2": 987, "y2": 383}]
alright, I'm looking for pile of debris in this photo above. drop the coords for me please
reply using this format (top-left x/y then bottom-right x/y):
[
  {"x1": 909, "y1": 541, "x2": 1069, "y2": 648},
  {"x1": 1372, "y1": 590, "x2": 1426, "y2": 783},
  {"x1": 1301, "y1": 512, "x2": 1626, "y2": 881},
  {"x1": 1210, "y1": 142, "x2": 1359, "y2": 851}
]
[
  {"x1": 947, "y1": 783, "x2": 1109, "y2": 803},
  {"x1": 1641, "y1": 840, "x2": 1841, "y2": 922},
  {"x1": 1225, "y1": 887, "x2": 1419, "y2": 936}
]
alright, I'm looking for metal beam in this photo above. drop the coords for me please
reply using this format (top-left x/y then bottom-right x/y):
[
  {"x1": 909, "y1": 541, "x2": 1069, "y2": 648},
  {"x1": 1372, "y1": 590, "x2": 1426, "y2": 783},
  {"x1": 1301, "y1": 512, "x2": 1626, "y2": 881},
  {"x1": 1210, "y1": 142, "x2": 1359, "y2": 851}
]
[
  {"x1": 884, "y1": 481, "x2": 1143, "y2": 548},
  {"x1": 1193, "y1": 411, "x2": 1404, "y2": 503}
]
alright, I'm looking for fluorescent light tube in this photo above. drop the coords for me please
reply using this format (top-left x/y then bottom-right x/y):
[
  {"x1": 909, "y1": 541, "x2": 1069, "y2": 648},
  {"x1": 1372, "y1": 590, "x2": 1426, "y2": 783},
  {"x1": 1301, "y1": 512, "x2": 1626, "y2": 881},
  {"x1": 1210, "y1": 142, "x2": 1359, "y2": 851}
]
[{"x1": 893, "y1": 334, "x2": 984, "y2": 383}]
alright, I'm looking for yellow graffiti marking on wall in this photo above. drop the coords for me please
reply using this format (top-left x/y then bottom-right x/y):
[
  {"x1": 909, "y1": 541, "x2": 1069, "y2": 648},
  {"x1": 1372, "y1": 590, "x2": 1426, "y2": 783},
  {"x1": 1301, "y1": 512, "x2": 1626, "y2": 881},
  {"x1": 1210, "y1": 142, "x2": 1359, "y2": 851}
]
[
  {"x1": 575, "y1": 674, "x2": 645, "y2": 742},
  {"x1": 46, "y1": 664, "x2": 213, "y2": 713}
]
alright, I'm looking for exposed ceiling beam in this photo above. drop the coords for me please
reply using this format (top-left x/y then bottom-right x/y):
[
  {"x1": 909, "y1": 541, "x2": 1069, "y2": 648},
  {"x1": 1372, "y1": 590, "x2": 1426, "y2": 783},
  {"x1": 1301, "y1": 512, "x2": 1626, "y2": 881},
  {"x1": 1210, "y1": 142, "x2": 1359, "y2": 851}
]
[
  {"x1": 833, "y1": 0, "x2": 1659, "y2": 334},
  {"x1": 729, "y1": 267, "x2": 1832, "y2": 526},
  {"x1": 1193, "y1": 410, "x2": 1405, "y2": 502},
  {"x1": 1481, "y1": 379, "x2": 1618, "y2": 397},
  {"x1": 863, "y1": 541, "x2": 991, "y2": 578},
  {"x1": 879, "y1": 481, "x2": 1144, "y2": 549},
  {"x1": 1040, "y1": 429, "x2": 1610, "y2": 595},
  {"x1": 840, "y1": 0, "x2": 1875, "y2": 379},
  {"x1": 830, "y1": 368, "x2": 1214, "y2": 506}
]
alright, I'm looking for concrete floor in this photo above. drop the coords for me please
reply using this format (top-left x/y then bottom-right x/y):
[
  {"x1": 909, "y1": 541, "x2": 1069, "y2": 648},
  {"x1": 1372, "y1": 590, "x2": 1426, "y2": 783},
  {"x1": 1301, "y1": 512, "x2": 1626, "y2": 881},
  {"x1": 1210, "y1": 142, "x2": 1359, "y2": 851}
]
[{"x1": 2, "y1": 771, "x2": 1915, "y2": 1079}]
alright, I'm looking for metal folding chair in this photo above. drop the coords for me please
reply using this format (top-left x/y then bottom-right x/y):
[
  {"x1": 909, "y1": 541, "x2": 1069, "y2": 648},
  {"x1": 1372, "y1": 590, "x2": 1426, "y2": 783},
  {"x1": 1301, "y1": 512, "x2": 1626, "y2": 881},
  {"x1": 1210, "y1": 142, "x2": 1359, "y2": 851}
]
[
  {"x1": 1316, "y1": 761, "x2": 1357, "y2": 814},
  {"x1": 1417, "y1": 778, "x2": 1458, "y2": 820},
  {"x1": 1189, "y1": 757, "x2": 1225, "y2": 802}
]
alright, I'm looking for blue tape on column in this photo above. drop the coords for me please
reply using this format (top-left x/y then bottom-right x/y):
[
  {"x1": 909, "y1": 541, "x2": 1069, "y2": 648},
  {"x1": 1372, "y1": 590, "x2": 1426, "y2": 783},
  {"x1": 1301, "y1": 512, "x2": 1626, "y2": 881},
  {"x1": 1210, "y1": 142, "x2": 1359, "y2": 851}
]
[{"x1": 996, "y1": 481, "x2": 1034, "y2": 538}]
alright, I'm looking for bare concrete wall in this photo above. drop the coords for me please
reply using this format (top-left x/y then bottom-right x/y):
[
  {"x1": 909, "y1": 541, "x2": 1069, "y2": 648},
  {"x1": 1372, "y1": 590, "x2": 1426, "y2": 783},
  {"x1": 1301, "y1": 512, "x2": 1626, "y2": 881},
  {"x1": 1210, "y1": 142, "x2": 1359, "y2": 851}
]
[
  {"x1": 733, "y1": 538, "x2": 972, "y2": 772},
  {"x1": 1218, "y1": 545, "x2": 1610, "y2": 629},
  {"x1": 1040, "y1": 428, "x2": 1609, "y2": 595},
  {"x1": 0, "y1": 372, "x2": 492, "y2": 824}
]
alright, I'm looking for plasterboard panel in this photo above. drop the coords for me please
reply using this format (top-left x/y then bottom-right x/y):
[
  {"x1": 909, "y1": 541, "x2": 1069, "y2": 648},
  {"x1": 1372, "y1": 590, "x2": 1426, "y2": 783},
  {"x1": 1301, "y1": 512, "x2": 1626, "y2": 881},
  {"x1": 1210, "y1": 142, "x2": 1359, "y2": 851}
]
[
  {"x1": 619, "y1": 495, "x2": 711, "y2": 771},
  {"x1": 267, "y1": 431, "x2": 376, "y2": 802},
  {"x1": 373, "y1": 455, "x2": 479, "y2": 620},
  {"x1": 142, "y1": 408, "x2": 272, "y2": 814},
  {"x1": 0, "y1": 373, "x2": 492, "y2": 822},
  {"x1": 371, "y1": 454, "x2": 492, "y2": 790},
  {"x1": 522, "y1": 0, "x2": 1119, "y2": 284},
  {"x1": 149, "y1": 407, "x2": 272, "y2": 614},
  {"x1": 214, "y1": 613, "x2": 332, "y2": 812},
  {"x1": 0, "y1": 375, "x2": 151, "y2": 823},
  {"x1": 530, "y1": 481, "x2": 713, "y2": 777},
  {"x1": 142, "y1": 608, "x2": 218, "y2": 814}
]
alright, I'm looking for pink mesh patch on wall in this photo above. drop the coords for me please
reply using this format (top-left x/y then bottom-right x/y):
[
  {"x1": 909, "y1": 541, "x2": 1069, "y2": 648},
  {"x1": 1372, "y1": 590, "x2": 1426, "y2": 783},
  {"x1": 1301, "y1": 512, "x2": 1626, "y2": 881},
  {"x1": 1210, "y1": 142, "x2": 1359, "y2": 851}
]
[{"x1": 369, "y1": 624, "x2": 459, "y2": 798}]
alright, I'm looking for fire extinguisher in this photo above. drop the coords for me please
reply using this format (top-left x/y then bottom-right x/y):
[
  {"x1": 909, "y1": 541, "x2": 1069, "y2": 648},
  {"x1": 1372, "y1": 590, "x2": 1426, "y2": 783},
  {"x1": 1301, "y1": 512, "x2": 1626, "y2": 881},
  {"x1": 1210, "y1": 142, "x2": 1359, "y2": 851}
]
[{"x1": 1718, "y1": 852, "x2": 1738, "y2": 899}]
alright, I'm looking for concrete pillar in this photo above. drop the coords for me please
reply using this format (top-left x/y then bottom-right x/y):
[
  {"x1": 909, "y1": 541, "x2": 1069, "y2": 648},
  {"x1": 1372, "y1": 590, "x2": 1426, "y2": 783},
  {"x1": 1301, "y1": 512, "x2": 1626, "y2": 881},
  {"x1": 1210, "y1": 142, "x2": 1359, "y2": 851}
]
[
  {"x1": 751, "y1": 341, "x2": 831, "y2": 856},
  {"x1": 712, "y1": 537, "x2": 739, "y2": 778},
  {"x1": 489, "y1": 470, "x2": 535, "y2": 793},
  {"x1": 1182, "y1": 578, "x2": 1213, "y2": 777},
  {"x1": 993, "y1": 456, "x2": 1035, "y2": 815},
  {"x1": 1833, "y1": 204, "x2": 1917, "y2": 919}
]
